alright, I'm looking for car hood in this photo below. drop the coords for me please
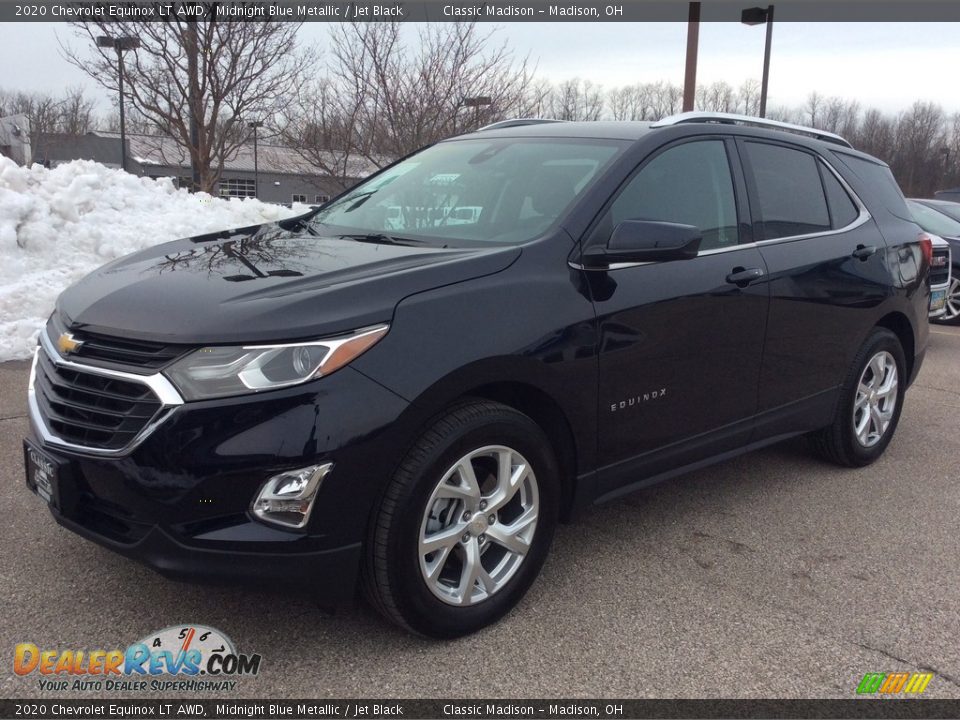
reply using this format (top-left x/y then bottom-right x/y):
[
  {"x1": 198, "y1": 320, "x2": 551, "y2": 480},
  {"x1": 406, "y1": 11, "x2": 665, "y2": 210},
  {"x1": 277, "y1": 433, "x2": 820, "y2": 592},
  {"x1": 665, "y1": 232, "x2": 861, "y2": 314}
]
[{"x1": 57, "y1": 221, "x2": 520, "y2": 344}]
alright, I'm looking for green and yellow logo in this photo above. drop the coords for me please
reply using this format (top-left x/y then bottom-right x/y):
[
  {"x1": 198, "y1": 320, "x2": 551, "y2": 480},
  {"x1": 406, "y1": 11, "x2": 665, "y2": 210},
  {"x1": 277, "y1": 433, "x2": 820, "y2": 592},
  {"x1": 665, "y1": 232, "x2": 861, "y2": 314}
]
[{"x1": 856, "y1": 672, "x2": 933, "y2": 695}]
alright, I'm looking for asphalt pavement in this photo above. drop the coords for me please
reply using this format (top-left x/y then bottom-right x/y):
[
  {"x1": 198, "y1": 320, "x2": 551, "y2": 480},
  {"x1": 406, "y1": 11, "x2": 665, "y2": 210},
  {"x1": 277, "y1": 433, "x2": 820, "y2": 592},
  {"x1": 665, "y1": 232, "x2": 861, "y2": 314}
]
[{"x1": 1, "y1": 326, "x2": 958, "y2": 699}]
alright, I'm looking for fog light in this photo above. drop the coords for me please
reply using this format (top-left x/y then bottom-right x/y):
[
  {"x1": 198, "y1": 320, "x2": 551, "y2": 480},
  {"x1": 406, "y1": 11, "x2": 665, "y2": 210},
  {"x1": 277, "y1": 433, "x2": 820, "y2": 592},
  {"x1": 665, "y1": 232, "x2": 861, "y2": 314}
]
[{"x1": 251, "y1": 463, "x2": 332, "y2": 529}]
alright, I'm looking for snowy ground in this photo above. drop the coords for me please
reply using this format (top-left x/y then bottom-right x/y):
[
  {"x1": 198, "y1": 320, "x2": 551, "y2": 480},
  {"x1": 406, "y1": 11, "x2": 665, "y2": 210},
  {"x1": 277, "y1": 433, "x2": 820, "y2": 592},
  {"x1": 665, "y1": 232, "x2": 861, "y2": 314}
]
[{"x1": 0, "y1": 157, "x2": 301, "y2": 362}]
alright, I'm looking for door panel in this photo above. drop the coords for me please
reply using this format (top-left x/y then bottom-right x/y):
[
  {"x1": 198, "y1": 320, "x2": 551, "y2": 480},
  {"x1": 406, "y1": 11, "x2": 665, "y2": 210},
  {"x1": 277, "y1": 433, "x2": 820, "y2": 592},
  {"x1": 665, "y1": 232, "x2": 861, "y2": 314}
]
[
  {"x1": 755, "y1": 224, "x2": 891, "y2": 414},
  {"x1": 739, "y1": 139, "x2": 892, "y2": 422},
  {"x1": 592, "y1": 248, "x2": 769, "y2": 491},
  {"x1": 582, "y1": 138, "x2": 769, "y2": 493}
]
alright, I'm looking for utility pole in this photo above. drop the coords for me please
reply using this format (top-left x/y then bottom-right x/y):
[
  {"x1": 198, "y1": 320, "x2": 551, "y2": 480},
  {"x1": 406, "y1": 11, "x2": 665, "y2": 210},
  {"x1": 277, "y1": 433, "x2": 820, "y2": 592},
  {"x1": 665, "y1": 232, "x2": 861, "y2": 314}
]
[
  {"x1": 248, "y1": 120, "x2": 263, "y2": 199},
  {"x1": 742, "y1": 5, "x2": 775, "y2": 118},
  {"x1": 185, "y1": 21, "x2": 201, "y2": 191},
  {"x1": 682, "y1": 2, "x2": 701, "y2": 113}
]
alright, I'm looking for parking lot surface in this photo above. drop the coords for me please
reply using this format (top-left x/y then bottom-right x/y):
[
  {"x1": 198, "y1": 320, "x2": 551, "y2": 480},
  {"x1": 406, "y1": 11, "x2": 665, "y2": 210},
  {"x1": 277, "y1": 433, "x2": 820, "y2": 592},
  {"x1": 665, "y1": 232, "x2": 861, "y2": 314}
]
[{"x1": 1, "y1": 326, "x2": 958, "y2": 699}]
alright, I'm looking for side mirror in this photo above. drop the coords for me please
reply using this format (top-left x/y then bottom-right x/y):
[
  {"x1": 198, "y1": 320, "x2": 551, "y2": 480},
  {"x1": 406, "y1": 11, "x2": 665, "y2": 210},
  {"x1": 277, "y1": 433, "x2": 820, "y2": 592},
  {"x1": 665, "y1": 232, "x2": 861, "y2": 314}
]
[{"x1": 582, "y1": 220, "x2": 702, "y2": 268}]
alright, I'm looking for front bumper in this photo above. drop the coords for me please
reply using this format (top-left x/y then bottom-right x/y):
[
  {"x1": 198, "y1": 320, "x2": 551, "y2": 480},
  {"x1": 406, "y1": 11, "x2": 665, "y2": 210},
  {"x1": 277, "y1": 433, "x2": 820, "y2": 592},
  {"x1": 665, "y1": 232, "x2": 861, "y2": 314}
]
[
  {"x1": 51, "y1": 503, "x2": 362, "y2": 598},
  {"x1": 26, "y1": 352, "x2": 410, "y2": 602}
]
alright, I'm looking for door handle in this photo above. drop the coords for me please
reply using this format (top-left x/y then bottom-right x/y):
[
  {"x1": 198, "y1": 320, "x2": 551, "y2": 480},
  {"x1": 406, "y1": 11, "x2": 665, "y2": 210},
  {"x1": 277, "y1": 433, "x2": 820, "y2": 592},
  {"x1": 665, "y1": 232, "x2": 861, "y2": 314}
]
[
  {"x1": 726, "y1": 267, "x2": 765, "y2": 286},
  {"x1": 852, "y1": 244, "x2": 878, "y2": 260}
]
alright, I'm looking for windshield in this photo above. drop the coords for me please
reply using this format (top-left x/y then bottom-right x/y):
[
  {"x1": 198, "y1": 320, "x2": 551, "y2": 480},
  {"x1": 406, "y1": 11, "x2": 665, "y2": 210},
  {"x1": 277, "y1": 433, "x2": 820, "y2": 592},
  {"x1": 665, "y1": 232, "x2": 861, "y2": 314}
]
[
  {"x1": 908, "y1": 199, "x2": 960, "y2": 238},
  {"x1": 309, "y1": 138, "x2": 625, "y2": 246}
]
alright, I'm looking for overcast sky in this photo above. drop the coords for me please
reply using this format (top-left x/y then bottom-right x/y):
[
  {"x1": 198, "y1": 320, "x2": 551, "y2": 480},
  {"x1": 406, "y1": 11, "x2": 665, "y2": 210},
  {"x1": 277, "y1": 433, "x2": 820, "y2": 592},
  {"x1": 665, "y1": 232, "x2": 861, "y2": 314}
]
[{"x1": 0, "y1": 21, "x2": 957, "y2": 116}]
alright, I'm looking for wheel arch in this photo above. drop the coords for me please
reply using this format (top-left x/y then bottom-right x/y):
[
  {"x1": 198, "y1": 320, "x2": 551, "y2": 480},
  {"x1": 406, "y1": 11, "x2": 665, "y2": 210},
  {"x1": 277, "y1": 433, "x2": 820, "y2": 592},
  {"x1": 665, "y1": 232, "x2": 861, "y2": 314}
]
[
  {"x1": 875, "y1": 311, "x2": 916, "y2": 380},
  {"x1": 464, "y1": 381, "x2": 579, "y2": 521}
]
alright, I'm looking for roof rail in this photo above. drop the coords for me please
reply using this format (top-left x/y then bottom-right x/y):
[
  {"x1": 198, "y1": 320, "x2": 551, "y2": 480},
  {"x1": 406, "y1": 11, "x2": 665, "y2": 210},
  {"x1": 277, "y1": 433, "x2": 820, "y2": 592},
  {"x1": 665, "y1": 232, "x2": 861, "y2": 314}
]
[
  {"x1": 651, "y1": 112, "x2": 853, "y2": 149},
  {"x1": 477, "y1": 118, "x2": 566, "y2": 131}
]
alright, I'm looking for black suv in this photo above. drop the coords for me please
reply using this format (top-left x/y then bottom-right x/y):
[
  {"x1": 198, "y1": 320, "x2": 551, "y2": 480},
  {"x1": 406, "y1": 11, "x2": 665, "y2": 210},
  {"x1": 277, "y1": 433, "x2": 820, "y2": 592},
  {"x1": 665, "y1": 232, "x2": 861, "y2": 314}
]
[{"x1": 25, "y1": 113, "x2": 930, "y2": 637}]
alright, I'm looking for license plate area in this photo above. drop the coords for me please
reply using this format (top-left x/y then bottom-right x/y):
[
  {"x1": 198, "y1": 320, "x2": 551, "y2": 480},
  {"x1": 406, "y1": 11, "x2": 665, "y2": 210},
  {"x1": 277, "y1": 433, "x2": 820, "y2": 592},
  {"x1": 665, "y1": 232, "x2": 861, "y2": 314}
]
[
  {"x1": 24, "y1": 440, "x2": 61, "y2": 508},
  {"x1": 931, "y1": 288, "x2": 947, "y2": 312}
]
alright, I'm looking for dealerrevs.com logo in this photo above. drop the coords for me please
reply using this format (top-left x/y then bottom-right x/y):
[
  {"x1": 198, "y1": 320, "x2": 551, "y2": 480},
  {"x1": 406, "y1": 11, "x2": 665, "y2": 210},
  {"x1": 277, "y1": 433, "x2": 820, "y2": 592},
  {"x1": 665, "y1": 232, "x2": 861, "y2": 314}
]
[{"x1": 14, "y1": 625, "x2": 262, "y2": 693}]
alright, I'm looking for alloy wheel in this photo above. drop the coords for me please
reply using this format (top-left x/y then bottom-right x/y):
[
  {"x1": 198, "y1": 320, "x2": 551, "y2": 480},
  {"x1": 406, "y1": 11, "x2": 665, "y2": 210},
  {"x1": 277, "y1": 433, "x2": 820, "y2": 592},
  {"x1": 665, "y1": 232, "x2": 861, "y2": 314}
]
[
  {"x1": 942, "y1": 277, "x2": 960, "y2": 323},
  {"x1": 852, "y1": 350, "x2": 898, "y2": 448},
  {"x1": 418, "y1": 445, "x2": 539, "y2": 606}
]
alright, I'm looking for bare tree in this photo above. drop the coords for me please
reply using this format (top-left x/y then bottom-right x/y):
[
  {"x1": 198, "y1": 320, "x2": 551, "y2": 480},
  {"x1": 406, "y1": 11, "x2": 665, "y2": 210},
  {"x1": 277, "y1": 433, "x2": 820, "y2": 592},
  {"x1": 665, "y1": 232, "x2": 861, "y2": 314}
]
[
  {"x1": 892, "y1": 101, "x2": 946, "y2": 196},
  {"x1": 98, "y1": 106, "x2": 156, "y2": 135},
  {"x1": 814, "y1": 96, "x2": 861, "y2": 137},
  {"x1": 696, "y1": 81, "x2": 736, "y2": 113},
  {"x1": 765, "y1": 104, "x2": 801, "y2": 124},
  {"x1": 545, "y1": 78, "x2": 605, "y2": 121},
  {"x1": 646, "y1": 81, "x2": 683, "y2": 120},
  {"x1": 854, "y1": 108, "x2": 896, "y2": 163},
  {"x1": 279, "y1": 20, "x2": 537, "y2": 189},
  {"x1": 801, "y1": 91, "x2": 823, "y2": 127},
  {"x1": 608, "y1": 85, "x2": 641, "y2": 121},
  {"x1": 737, "y1": 79, "x2": 761, "y2": 116},
  {"x1": 65, "y1": 13, "x2": 312, "y2": 191},
  {"x1": 0, "y1": 86, "x2": 97, "y2": 146},
  {"x1": 943, "y1": 112, "x2": 960, "y2": 190}
]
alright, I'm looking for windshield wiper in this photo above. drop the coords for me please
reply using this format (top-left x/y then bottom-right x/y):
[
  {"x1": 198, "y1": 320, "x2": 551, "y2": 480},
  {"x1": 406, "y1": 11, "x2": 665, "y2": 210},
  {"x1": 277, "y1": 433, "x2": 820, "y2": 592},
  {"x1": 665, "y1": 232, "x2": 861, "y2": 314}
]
[{"x1": 339, "y1": 233, "x2": 441, "y2": 248}]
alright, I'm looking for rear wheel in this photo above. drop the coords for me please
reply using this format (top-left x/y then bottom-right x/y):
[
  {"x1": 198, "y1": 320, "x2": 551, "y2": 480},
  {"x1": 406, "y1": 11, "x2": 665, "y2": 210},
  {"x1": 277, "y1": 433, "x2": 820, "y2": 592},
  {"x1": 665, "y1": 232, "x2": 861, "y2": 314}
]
[
  {"x1": 363, "y1": 400, "x2": 558, "y2": 638},
  {"x1": 809, "y1": 328, "x2": 906, "y2": 467}
]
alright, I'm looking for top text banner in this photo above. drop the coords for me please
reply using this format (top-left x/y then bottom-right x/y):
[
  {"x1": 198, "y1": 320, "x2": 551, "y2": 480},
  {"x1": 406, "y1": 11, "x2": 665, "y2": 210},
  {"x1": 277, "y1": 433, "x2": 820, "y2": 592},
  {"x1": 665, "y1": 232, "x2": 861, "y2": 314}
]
[{"x1": 7, "y1": 1, "x2": 960, "y2": 22}]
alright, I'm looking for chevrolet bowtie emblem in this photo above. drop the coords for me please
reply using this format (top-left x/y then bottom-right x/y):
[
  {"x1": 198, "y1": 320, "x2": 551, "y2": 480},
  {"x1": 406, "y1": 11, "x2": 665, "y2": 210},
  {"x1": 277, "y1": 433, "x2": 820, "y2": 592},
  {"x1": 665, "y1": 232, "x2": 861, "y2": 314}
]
[{"x1": 57, "y1": 333, "x2": 84, "y2": 355}]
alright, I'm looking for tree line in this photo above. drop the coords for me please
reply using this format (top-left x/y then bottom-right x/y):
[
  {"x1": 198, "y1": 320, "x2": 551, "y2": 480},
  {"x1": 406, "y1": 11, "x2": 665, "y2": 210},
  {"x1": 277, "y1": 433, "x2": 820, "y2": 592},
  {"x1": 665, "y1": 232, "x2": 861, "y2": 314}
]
[{"x1": 2, "y1": 17, "x2": 957, "y2": 199}]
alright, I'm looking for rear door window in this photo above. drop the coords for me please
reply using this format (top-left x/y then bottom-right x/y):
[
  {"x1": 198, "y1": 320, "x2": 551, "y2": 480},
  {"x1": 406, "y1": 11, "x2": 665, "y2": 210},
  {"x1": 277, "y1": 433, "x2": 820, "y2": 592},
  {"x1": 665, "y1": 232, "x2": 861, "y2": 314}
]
[{"x1": 744, "y1": 142, "x2": 831, "y2": 240}]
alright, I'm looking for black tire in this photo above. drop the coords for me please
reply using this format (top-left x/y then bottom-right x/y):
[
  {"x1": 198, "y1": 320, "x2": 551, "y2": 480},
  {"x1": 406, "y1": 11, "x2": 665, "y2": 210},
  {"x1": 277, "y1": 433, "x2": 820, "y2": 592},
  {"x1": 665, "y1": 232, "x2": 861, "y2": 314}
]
[
  {"x1": 809, "y1": 328, "x2": 907, "y2": 467},
  {"x1": 362, "y1": 399, "x2": 559, "y2": 638}
]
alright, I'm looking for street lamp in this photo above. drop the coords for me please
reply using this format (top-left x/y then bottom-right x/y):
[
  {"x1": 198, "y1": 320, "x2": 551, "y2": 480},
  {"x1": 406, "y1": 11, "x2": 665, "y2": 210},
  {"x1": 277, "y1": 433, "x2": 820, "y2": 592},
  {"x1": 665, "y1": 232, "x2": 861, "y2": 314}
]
[
  {"x1": 741, "y1": 5, "x2": 774, "y2": 118},
  {"x1": 461, "y1": 96, "x2": 493, "y2": 129},
  {"x1": 247, "y1": 120, "x2": 263, "y2": 199},
  {"x1": 97, "y1": 35, "x2": 140, "y2": 172}
]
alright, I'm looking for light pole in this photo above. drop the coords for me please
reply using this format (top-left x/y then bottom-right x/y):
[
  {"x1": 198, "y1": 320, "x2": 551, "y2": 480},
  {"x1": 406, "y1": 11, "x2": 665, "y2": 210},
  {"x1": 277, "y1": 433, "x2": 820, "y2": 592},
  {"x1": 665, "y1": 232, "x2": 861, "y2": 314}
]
[
  {"x1": 461, "y1": 96, "x2": 493, "y2": 130},
  {"x1": 741, "y1": 5, "x2": 774, "y2": 118},
  {"x1": 247, "y1": 120, "x2": 263, "y2": 199},
  {"x1": 682, "y1": 2, "x2": 701, "y2": 112},
  {"x1": 97, "y1": 35, "x2": 140, "y2": 172}
]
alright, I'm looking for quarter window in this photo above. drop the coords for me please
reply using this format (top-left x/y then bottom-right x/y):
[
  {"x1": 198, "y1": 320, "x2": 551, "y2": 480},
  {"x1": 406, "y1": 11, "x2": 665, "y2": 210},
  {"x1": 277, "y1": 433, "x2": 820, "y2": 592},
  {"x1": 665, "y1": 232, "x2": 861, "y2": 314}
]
[
  {"x1": 745, "y1": 142, "x2": 830, "y2": 240},
  {"x1": 820, "y1": 163, "x2": 859, "y2": 229},
  {"x1": 596, "y1": 140, "x2": 739, "y2": 251}
]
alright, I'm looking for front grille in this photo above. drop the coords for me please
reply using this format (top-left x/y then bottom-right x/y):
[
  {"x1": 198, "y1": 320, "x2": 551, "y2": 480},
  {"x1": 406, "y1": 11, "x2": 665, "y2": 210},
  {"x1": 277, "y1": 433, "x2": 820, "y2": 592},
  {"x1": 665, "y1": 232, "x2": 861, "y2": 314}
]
[
  {"x1": 46, "y1": 321, "x2": 185, "y2": 371},
  {"x1": 33, "y1": 348, "x2": 163, "y2": 451},
  {"x1": 930, "y1": 248, "x2": 950, "y2": 286}
]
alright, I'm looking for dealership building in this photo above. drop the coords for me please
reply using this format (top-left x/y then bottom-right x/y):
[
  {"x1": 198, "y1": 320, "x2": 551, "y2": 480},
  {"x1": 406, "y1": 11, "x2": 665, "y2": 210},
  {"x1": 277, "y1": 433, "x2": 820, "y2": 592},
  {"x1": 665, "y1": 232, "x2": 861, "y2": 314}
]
[{"x1": 33, "y1": 131, "x2": 376, "y2": 205}]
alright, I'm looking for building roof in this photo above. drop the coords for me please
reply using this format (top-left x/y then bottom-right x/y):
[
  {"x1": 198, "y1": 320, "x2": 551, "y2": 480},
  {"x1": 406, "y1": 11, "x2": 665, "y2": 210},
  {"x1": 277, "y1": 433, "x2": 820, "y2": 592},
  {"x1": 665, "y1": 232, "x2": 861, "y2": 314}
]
[
  {"x1": 36, "y1": 131, "x2": 381, "y2": 180},
  {"x1": 92, "y1": 131, "x2": 380, "y2": 179}
]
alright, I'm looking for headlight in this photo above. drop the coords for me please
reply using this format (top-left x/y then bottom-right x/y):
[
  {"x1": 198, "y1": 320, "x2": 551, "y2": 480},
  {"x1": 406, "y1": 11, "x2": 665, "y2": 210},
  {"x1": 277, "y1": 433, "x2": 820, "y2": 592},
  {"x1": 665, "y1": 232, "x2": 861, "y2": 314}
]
[{"x1": 165, "y1": 324, "x2": 388, "y2": 400}]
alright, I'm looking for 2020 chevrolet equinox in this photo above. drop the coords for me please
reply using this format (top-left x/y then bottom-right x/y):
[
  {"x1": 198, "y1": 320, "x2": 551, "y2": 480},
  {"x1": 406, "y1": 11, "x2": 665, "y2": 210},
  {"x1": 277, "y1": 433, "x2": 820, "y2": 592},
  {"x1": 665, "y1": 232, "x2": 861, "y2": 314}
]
[{"x1": 25, "y1": 113, "x2": 931, "y2": 637}]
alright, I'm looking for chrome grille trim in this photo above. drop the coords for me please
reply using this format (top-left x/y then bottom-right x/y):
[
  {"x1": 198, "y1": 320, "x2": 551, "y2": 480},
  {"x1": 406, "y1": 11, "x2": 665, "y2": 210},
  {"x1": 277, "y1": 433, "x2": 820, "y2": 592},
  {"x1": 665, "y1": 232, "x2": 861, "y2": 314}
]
[{"x1": 28, "y1": 331, "x2": 184, "y2": 457}]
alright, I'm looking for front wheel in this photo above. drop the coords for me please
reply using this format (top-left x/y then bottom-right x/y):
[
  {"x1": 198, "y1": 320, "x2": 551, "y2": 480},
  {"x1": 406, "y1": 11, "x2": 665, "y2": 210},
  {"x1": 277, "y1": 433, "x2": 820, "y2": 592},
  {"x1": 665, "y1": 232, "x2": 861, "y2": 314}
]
[
  {"x1": 809, "y1": 328, "x2": 907, "y2": 467},
  {"x1": 363, "y1": 400, "x2": 559, "y2": 638}
]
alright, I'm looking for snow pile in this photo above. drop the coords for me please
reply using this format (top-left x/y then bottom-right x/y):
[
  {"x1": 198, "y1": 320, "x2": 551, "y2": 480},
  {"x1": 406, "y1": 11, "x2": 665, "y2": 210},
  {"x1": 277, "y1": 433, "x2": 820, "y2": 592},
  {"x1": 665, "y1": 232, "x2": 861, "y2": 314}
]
[{"x1": 0, "y1": 157, "x2": 301, "y2": 362}]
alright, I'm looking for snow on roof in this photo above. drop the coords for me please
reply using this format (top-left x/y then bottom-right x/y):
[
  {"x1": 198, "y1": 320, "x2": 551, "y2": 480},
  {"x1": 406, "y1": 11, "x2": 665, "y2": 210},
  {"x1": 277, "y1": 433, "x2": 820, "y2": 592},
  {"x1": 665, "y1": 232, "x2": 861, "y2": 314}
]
[{"x1": 92, "y1": 131, "x2": 381, "y2": 179}]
